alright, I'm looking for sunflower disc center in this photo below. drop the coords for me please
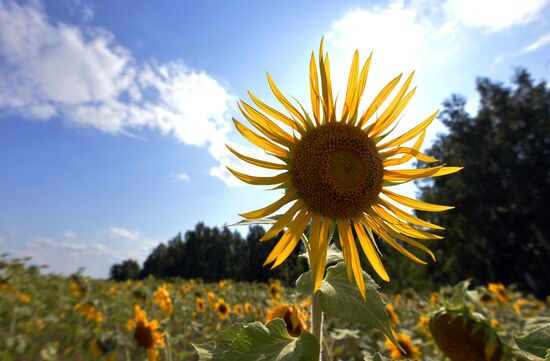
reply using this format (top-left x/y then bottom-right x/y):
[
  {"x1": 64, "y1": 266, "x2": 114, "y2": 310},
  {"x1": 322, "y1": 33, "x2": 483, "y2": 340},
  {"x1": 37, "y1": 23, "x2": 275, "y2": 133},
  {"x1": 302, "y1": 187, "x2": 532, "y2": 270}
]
[{"x1": 290, "y1": 123, "x2": 383, "y2": 219}]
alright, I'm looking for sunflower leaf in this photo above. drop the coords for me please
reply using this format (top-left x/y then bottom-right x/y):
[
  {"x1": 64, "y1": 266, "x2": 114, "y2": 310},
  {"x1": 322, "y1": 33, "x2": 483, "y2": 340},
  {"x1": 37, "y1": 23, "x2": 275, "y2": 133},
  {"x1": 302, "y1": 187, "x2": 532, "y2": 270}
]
[
  {"x1": 193, "y1": 319, "x2": 320, "y2": 361},
  {"x1": 298, "y1": 243, "x2": 343, "y2": 266},
  {"x1": 514, "y1": 323, "x2": 550, "y2": 359},
  {"x1": 296, "y1": 262, "x2": 398, "y2": 347},
  {"x1": 226, "y1": 216, "x2": 279, "y2": 227}
]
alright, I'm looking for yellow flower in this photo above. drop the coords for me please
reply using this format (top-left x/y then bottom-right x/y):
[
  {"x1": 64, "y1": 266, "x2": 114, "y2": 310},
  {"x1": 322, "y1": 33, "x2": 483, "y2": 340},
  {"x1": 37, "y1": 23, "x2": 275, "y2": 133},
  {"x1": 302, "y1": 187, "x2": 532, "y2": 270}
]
[
  {"x1": 207, "y1": 291, "x2": 216, "y2": 305},
  {"x1": 128, "y1": 304, "x2": 165, "y2": 361},
  {"x1": 264, "y1": 303, "x2": 309, "y2": 337},
  {"x1": 488, "y1": 283, "x2": 512, "y2": 304},
  {"x1": 385, "y1": 304, "x2": 399, "y2": 326},
  {"x1": 269, "y1": 280, "x2": 282, "y2": 300},
  {"x1": 196, "y1": 297, "x2": 206, "y2": 313},
  {"x1": 228, "y1": 39, "x2": 461, "y2": 298},
  {"x1": 70, "y1": 280, "x2": 84, "y2": 297},
  {"x1": 417, "y1": 316, "x2": 431, "y2": 336},
  {"x1": 513, "y1": 299, "x2": 543, "y2": 317},
  {"x1": 182, "y1": 283, "x2": 191, "y2": 293},
  {"x1": 234, "y1": 304, "x2": 243, "y2": 315},
  {"x1": 74, "y1": 302, "x2": 104, "y2": 323},
  {"x1": 245, "y1": 303, "x2": 252, "y2": 313},
  {"x1": 384, "y1": 332, "x2": 421, "y2": 360},
  {"x1": 18, "y1": 292, "x2": 31, "y2": 304},
  {"x1": 215, "y1": 298, "x2": 231, "y2": 319},
  {"x1": 153, "y1": 285, "x2": 173, "y2": 318}
]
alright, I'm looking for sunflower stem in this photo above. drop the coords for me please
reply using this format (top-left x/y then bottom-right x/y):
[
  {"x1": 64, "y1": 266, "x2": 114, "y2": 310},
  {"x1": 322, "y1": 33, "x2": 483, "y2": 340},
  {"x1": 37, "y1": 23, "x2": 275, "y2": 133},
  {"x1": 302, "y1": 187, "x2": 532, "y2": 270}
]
[{"x1": 311, "y1": 290, "x2": 323, "y2": 360}]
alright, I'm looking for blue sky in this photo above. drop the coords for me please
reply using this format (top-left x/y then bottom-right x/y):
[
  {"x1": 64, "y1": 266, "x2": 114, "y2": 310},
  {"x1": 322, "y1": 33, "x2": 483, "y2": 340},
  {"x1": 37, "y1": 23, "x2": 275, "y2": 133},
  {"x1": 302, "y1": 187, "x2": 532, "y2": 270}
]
[{"x1": 1, "y1": 0, "x2": 549, "y2": 277}]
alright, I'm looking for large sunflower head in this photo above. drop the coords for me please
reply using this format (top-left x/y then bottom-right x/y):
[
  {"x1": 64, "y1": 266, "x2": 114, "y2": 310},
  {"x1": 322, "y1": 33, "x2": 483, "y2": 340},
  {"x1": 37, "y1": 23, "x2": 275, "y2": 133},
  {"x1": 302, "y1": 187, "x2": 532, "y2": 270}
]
[
  {"x1": 128, "y1": 304, "x2": 165, "y2": 360},
  {"x1": 228, "y1": 38, "x2": 461, "y2": 299}
]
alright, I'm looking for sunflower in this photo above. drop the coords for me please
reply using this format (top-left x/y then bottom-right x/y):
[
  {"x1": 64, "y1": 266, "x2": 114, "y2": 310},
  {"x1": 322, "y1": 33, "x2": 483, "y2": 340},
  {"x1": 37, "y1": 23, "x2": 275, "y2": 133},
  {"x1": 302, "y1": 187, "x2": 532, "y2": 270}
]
[
  {"x1": 153, "y1": 284, "x2": 173, "y2": 318},
  {"x1": 233, "y1": 304, "x2": 244, "y2": 315},
  {"x1": 127, "y1": 304, "x2": 165, "y2": 361},
  {"x1": 215, "y1": 298, "x2": 231, "y2": 319},
  {"x1": 487, "y1": 283, "x2": 512, "y2": 304},
  {"x1": 384, "y1": 332, "x2": 421, "y2": 360},
  {"x1": 228, "y1": 39, "x2": 461, "y2": 298},
  {"x1": 196, "y1": 297, "x2": 206, "y2": 313},
  {"x1": 244, "y1": 302, "x2": 252, "y2": 313},
  {"x1": 264, "y1": 303, "x2": 309, "y2": 337},
  {"x1": 385, "y1": 304, "x2": 399, "y2": 326}
]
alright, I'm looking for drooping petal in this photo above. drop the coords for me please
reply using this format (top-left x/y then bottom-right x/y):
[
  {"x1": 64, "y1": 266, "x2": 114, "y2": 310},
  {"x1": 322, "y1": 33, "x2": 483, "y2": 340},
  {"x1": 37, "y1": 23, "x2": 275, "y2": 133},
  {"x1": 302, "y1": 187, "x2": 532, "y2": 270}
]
[
  {"x1": 337, "y1": 219, "x2": 366, "y2": 299},
  {"x1": 265, "y1": 209, "x2": 311, "y2": 268},
  {"x1": 377, "y1": 198, "x2": 444, "y2": 230},
  {"x1": 382, "y1": 189, "x2": 454, "y2": 212},
  {"x1": 372, "y1": 204, "x2": 442, "y2": 240},
  {"x1": 307, "y1": 213, "x2": 321, "y2": 289},
  {"x1": 383, "y1": 165, "x2": 448, "y2": 182},
  {"x1": 353, "y1": 219, "x2": 389, "y2": 281},
  {"x1": 226, "y1": 145, "x2": 288, "y2": 170},
  {"x1": 239, "y1": 189, "x2": 296, "y2": 219},
  {"x1": 314, "y1": 218, "x2": 330, "y2": 292},
  {"x1": 261, "y1": 199, "x2": 304, "y2": 241}
]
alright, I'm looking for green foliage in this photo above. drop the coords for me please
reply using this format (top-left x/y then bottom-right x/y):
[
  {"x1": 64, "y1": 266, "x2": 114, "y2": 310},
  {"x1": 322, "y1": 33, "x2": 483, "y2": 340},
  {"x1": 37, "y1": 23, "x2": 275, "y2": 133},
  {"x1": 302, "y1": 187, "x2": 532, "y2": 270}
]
[
  {"x1": 514, "y1": 324, "x2": 550, "y2": 359},
  {"x1": 109, "y1": 259, "x2": 140, "y2": 281},
  {"x1": 296, "y1": 262, "x2": 397, "y2": 346},
  {"x1": 193, "y1": 319, "x2": 320, "y2": 361},
  {"x1": 417, "y1": 69, "x2": 550, "y2": 297}
]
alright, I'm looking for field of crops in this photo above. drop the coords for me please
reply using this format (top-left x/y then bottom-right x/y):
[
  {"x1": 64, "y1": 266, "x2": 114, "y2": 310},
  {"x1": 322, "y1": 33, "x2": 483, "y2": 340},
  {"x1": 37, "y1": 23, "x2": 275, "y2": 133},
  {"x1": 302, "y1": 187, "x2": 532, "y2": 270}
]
[{"x1": 1, "y1": 255, "x2": 549, "y2": 361}]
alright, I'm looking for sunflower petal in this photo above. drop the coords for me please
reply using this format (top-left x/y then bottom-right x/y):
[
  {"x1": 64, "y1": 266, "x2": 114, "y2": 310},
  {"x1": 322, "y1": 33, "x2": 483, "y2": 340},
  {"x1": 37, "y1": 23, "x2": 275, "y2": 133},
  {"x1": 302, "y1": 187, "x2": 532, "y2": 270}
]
[
  {"x1": 239, "y1": 101, "x2": 295, "y2": 146},
  {"x1": 314, "y1": 218, "x2": 330, "y2": 292},
  {"x1": 308, "y1": 213, "x2": 321, "y2": 289},
  {"x1": 226, "y1": 145, "x2": 287, "y2": 170},
  {"x1": 309, "y1": 52, "x2": 321, "y2": 125},
  {"x1": 233, "y1": 119, "x2": 290, "y2": 158},
  {"x1": 266, "y1": 72, "x2": 308, "y2": 128},
  {"x1": 372, "y1": 204, "x2": 442, "y2": 240},
  {"x1": 358, "y1": 73, "x2": 403, "y2": 128},
  {"x1": 353, "y1": 220, "x2": 389, "y2": 281},
  {"x1": 227, "y1": 168, "x2": 290, "y2": 186},
  {"x1": 363, "y1": 214, "x2": 427, "y2": 265},
  {"x1": 239, "y1": 189, "x2": 297, "y2": 219},
  {"x1": 349, "y1": 52, "x2": 372, "y2": 124},
  {"x1": 261, "y1": 199, "x2": 304, "y2": 241},
  {"x1": 378, "y1": 110, "x2": 439, "y2": 150},
  {"x1": 342, "y1": 50, "x2": 359, "y2": 123},
  {"x1": 247, "y1": 91, "x2": 305, "y2": 134},
  {"x1": 268, "y1": 209, "x2": 311, "y2": 268},
  {"x1": 377, "y1": 198, "x2": 444, "y2": 230},
  {"x1": 382, "y1": 189, "x2": 454, "y2": 212},
  {"x1": 263, "y1": 208, "x2": 309, "y2": 266},
  {"x1": 383, "y1": 165, "x2": 446, "y2": 181}
]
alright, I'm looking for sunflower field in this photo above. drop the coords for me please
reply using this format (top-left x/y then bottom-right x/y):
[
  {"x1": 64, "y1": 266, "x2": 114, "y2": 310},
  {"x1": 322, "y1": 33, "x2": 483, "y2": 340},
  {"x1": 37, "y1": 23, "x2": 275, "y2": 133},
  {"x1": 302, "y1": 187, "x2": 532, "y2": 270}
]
[{"x1": 1, "y1": 254, "x2": 549, "y2": 361}]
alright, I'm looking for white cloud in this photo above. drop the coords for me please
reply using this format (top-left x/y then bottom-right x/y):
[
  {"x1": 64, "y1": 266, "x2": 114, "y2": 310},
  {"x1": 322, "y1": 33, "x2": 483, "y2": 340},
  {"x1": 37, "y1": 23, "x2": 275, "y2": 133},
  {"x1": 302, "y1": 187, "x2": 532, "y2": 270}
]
[
  {"x1": 108, "y1": 227, "x2": 140, "y2": 241},
  {"x1": 63, "y1": 230, "x2": 78, "y2": 239},
  {"x1": 175, "y1": 172, "x2": 190, "y2": 183},
  {"x1": 0, "y1": 0, "x2": 237, "y2": 185},
  {"x1": 520, "y1": 32, "x2": 550, "y2": 54},
  {"x1": 443, "y1": 0, "x2": 549, "y2": 31},
  {"x1": 35, "y1": 238, "x2": 108, "y2": 254}
]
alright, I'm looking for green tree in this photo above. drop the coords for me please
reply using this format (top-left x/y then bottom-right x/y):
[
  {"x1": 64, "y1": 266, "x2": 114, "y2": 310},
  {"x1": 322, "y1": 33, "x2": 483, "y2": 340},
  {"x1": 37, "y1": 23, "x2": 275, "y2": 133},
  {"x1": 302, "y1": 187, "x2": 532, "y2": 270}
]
[
  {"x1": 417, "y1": 69, "x2": 550, "y2": 297},
  {"x1": 109, "y1": 259, "x2": 141, "y2": 281}
]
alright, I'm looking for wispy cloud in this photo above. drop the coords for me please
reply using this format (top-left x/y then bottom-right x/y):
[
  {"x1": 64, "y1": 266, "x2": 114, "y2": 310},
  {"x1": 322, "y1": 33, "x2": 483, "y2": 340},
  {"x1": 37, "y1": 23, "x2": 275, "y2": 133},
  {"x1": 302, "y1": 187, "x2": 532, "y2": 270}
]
[
  {"x1": 0, "y1": 0, "x2": 239, "y2": 185},
  {"x1": 175, "y1": 172, "x2": 190, "y2": 183},
  {"x1": 107, "y1": 227, "x2": 140, "y2": 242},
  {"x1": 63, "y1": 231, "x2": 78, "y2": 239},
  {"x1": 521, "y1": 32, "x2": 550, "y2": 54}
]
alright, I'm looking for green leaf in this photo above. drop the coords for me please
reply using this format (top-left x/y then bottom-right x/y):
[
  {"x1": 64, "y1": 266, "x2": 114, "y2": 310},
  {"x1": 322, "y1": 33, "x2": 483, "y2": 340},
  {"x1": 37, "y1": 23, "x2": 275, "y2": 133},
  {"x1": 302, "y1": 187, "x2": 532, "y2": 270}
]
[
  {"x1": 445, "y1": 280, "x2": 471, "y2": 311},
  {"x1": 299, "y1": 243, "x2": 342, "y2": 266},
  {"x1": 227, "y1": 217, "x2": 278, "y2": 227},
  {"x1": 296, "y1": 262, "x2": 398, "y2": 347},
  {"x1": 514, "y1": 323, "x2": 550, "y2": 358},
  {"x1": 193, "y1": 319, "x2": 320, "y2": 361}
]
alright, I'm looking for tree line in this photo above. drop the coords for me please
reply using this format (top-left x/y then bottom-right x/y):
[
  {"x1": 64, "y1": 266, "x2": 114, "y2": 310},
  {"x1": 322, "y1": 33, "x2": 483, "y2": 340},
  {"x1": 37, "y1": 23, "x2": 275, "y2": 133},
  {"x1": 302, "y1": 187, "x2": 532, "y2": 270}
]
[{"x1": 110, "y1": 69, "x2": 549, "y2": 297}]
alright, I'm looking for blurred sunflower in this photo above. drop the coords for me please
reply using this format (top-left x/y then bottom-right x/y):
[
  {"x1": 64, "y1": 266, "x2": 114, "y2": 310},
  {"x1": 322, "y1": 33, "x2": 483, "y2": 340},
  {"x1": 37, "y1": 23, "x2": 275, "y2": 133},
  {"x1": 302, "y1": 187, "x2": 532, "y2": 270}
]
[
  {"x1": 74, "y1": 302, "x2": 104, "y2": 323},
  {"x1": 244, "y1": 302, "x2": 252, "y2": 313},
  {"x1": 127, "y1": 304, "x2": 165, "y2": 361},
  {"x1": 269, "y1": 279, "x2": 281, "y2": 300},
  {"x1": 487, "y1": 283, "x2": 512, "y2": 304},
  {"x1": 228, "y1": 39, "x2": 461, "y2": 298},
  {"x1": 384, "y1": 332, "x2": 421, "y2": 360},
  {"x1": 215, "y1": 298, "x2": 231, "y2": 319},
  {"x1": 153, "y1": 285, "x2": 173, "y2": 317},
  {"x1": 385, "y1": 304, "x2": 399, "y2": 326},
  {"x1": 234, "y1": 304, "x2": 244, "y2": 315},
  {"x1": 264, "y1": 303, "x2": 309, "y2": 337},
  {"x1": 196, "y1": 297, "x2": 206, "y2": 313}
]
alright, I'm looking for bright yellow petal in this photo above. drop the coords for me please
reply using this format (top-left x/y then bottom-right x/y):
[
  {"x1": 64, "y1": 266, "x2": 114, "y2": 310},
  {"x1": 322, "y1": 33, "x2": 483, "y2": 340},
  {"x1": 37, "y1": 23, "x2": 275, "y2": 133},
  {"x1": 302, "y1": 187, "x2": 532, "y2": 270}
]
[
  {"x1": 353, "y1": 219, "x2": 389, "y2": 282},
  {"x1": 369, "y1": 72, "x2": 415, "y2": 138},
  {"x1": 318, "y1": 38, "x2": 335, "y2": 123},
  {"x1": 382, "y1": 130, "x2": 428, "y2": 166},
  {"x1": 239, "y1": 189, "x2": 296, "y2": 219},
  {"x1": 382, "y1": 189, "x2": 454, "y2": 212},
  {"x1": 233, "y1": 119, "x2": 290, "y2": 158},
  {"x1": 377, "y1": 110, "x2": 439, "y2": 150},
  {"x1": 358, "y1": 73, "x2": 403, "y2": 128},
  {"x1": 247, "y1": 91, "x2": 304, "y2": 134},
  {"x1": 341, "y1": 50, "x2": 359, "y2": 123},
  {"x1": 372, "y1": 204, "x2": 442, "y2": 240},
  {"x1": 337, "y1": 219, "x2": 366, "y2": 299},
  {"x1": 349, "y1": 52, "x2": 372, "y2": 125},
  {"x1": 363, "y1": 214, "x2": 427, "y2": 265},
  {"x1": 308, "y1": 213, "x2": 321, "y2": 289},
  {"x1": 264, "y1": 209, "x2": 310, "y2": 267},
  {"x1": 226, "y1": 145, "x2": 287, "y2": 170},
  {"x1": 309, "y1": 52, "x2": 321, "y2": 125},
  {"x1": 377, "y1": 198, "x2": 444, "y2": 230},
  {"x1": 383, "y1": 165, "x2": 447, "y2": 182},
  {"x1": 314, "y1": 218, "x2": 330, "y2": 292},
  {"x1": 239, "y1": 101, "x2": 295, "y2": 146},
  {"x1": 226, "y1": 167, "x2": 290, "y2": 186},
  {"x1": 266, "y1": 72, "x2": 308, "y2": 128},
  {"x1": 261, "y1": 199, "x2": 304, "y2": 241}
]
